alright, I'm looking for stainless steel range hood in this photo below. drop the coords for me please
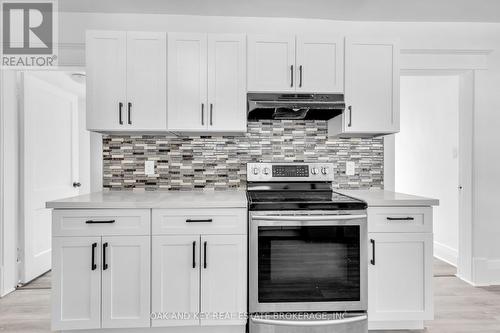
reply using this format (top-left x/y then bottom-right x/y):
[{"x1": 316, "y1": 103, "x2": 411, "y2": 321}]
[{"x1": 247, "y1": 93, "x2": 345, "y2": 121}]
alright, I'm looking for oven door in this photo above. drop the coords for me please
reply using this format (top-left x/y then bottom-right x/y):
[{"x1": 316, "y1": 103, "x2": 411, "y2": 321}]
[{"x1": 249, "y1": 211, "x2": 368, "y2": 313}]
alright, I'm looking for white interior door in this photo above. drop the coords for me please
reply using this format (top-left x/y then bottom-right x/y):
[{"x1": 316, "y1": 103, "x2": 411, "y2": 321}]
[{"x1": 21, "y1": 73, "x2": 80, "y2": 283}]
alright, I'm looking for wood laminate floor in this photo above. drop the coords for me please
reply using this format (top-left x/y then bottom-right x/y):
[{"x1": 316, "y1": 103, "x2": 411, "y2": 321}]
[{"x1": 1, "y1": 260, "x2": 500, "y2": 332}]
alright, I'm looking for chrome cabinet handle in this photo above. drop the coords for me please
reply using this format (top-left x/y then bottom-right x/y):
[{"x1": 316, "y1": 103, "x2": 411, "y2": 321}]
[
  {"x1": 85, "y1": 220, "x2": 115, "y2": 224},
  {"x1": 348, "y1": 105, "x2": 352, "y2": 127},
  {"x1": 119, "y1": 102, "x2": 123, "y2": 125},
  {"x1": 201, "y1": 103, "x2": 205, "y2": 126},
  {"x1": 209, "y1": 103, "x2": 213, "y2": 126},
  {"x1": 186, "y1": 219, "x2": 213, "y2": 223},
  {"x1": 127, "y1": 102, "x2": 132, "y2": 125},
  {"x1": 370, "y1": 239, "x2": 375, "y2": 265},
  {"x1": 252, "y1": 214, "x2": 367, "y2": 221},
  {"x1": 299, "y1": 65, "x2": 303, "y2": 87},
  {"x1": 290, "y1": 65, "x2": 294, "y2": 87}
]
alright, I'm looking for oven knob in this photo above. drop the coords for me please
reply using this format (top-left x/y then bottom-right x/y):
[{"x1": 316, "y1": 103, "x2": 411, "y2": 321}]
[
  {"x1": 321, "y1": 167, "x2": 329, "y2": 175},
  {"x1": 311, "y1": 167, "x2": 319, "y2": 175},
  {"x1": 263, "y1": 167, "x2": 270, "y2": 175},
  {"x1": 252, "y1": 167, "x2": 260, "y2": 175}
]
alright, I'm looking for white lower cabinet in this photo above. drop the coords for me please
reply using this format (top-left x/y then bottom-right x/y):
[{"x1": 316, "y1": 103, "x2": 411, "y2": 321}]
[
  {"x1": 101, "y1": 236, "x2": 150, "y2": 328},
  {"x1": 52, "y1": 237, "x2": 101, "y2": 331},
  {"x1": 152, "y1": 235, "x2": 200, "y2": 327},
  {"x1": 201, "y1": 235, "x2": 247, "y2": 326},
  {"x1": 368, "y1": 232, "x2": 433, "y2": 326}
]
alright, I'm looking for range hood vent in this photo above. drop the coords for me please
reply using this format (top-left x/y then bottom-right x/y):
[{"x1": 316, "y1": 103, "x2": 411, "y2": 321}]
[{"x1": 247, "y1": 93, "x2": 345, "y2": 121}]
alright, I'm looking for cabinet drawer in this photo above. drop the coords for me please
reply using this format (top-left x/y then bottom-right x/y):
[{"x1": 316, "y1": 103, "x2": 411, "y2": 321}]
[
  {"x1": 368, "y1": 207, "x2": 432, "y2": 233},
  {"x1": 152, "y1": 208, "x2": 247, "y2": 235},
  {"x1": 53, "y1": 209, "x2": 151, "y2": 237}
]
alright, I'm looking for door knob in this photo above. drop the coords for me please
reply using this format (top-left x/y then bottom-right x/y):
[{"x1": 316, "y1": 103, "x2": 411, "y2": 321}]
[{"x1": 73, "y1": 182, "x2": 81, "y2": 188}]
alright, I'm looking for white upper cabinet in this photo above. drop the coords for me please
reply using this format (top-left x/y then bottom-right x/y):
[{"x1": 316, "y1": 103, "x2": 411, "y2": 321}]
[
  {"x1": 329, "y1": 39, "x2": 400, "y2": 137},
  {"x1": 295, "y1": 35, "x2": 344, "y2": 93},
  {"x1": 207, "y1": 34, "x2": 247, "y2": 132},
  {"x1": 247, "y1": 34, "x2": 296, "y2": 92},
  {"x1": 167, "y1": 33, "x2": 208, "y2": 131},
  {"x1": 168, "y1": 33, "x2": 247, "y2": 132},
  {"x1": 86, "y1": 31, "x2": 127, "y2": 131},
  {"x1": 86, "y1": 31, "x2": 167, "y2": 132},
  {"x1": 126, "y1": 32, "x2": 167, "y2": 130},
  {"x1": 248, "y1": 34, "x2": 343, "y2": 93}
]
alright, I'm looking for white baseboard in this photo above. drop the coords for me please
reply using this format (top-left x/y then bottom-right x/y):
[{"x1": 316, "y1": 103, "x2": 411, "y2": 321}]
[
  {"x1": 434, "y1": 241, "x2": 458, "y2": 267},
  {"x1": 473, "y1": 257, "x2": 500, "y2": 286}
]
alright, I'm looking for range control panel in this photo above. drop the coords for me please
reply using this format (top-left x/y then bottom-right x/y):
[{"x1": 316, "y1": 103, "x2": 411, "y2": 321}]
[{"x1": 247, "y1": 162, "x2": 334, "y2": 182}]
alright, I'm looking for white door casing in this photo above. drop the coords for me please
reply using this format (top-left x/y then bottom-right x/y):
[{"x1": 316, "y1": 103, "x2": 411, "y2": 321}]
[
  {"x1": 21, "y1": 73, "x2": 80, "y2": 283},
  {"x1": 52, "y1": 237, "x2": 101, "y2": 330}
]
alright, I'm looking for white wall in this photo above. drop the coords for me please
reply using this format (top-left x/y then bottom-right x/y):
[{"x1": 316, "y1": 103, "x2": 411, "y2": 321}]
[{"x1": 396, "y1": 75, "x2": 460, "y2": 265}]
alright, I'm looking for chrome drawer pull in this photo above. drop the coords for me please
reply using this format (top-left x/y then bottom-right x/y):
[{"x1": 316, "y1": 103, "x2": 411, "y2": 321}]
[{"x1": 251, "y1": 314, "x2": 367, "y2": 327}]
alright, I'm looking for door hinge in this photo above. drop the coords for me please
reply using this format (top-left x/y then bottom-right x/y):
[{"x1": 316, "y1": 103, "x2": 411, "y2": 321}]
[{"x1": 16, "y1": 248, "x2": 22, "y2": 263}]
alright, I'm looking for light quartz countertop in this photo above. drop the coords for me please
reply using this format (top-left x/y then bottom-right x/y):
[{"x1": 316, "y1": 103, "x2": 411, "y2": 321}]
[
  {"x1": 336, "y1": 189, "x2": 439, "y2": 207},
  {"x1": 46, "y1": 190, "x2": 248, "y2": 209}
]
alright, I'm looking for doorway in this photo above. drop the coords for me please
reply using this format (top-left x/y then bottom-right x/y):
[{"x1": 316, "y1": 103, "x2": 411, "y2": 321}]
[{"x1": 0, "y1": 69, "x2": 90, "y2": 291}]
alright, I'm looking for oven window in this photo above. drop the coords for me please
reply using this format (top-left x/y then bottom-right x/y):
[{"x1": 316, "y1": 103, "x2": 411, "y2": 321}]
[{"x1": 258, "y1": 225, "x2": 360, "y2": 303}]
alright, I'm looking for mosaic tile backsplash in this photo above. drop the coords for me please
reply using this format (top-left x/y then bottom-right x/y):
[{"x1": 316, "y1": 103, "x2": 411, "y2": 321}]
[{"x1": 103, "y1": 120, "x2": 384, "y2": 191}]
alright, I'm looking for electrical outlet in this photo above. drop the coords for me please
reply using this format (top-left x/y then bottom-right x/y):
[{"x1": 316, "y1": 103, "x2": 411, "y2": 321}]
[
  {"x1": 346, "y1": 161, "x2": 356, "y2": 176},
  {"x1": 145, "y1": 160, "x2": 155, "y2": 176}
]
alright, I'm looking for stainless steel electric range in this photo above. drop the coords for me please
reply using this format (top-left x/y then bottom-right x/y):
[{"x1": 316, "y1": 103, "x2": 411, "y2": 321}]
[{"x1": 247, "y1": 162, "x2": 368, "y2": 333}]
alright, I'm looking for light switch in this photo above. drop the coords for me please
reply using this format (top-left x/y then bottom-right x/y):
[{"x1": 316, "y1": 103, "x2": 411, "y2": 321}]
[
  {"x1": 145, "y1": 160, "x2": 155, "y2": 176},
  {"x1": 346, "y1": 161, "x2": 356, "y2": 176}
]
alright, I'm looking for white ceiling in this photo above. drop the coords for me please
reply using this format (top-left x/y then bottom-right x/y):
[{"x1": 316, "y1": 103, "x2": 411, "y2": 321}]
[{"x1": 59, "y1": 0, "x2": 500, "y2": 23}]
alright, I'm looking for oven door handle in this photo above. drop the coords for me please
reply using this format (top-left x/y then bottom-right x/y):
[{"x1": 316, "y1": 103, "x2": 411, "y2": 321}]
[
  {"x1": 251, "y1": 314, "x2": 367, "y2": 327},
  {"x1": 251, "y1": 214, "x2": 367, "y2": 221}
]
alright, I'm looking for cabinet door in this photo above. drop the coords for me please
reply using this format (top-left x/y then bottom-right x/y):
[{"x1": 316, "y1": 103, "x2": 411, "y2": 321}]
[
  {"x1": 152, "y1": 235, "x2": 200, "y2": 327},
  {"x1": 343, "y1": 39, "x2": 400, "y2": 135},
  {"x1": 247, "y1": 34, "x2": 296, "y2": 92},
  {"x1": 207, "y1": 34, "x2": 247, "y2": 132},
  {"x1": 296, "y1": 35, "x2": 344, "y2": 93},
  {"x1": 201, "y1": 235, "x2": 247, "y2": 326},
  {"x1": 126, "y1": 32, "x2": 167, "y2": 130},
  {"x1": 101, "y1": 236, "x2": 150, "y2": 328},
  {"x1": 167, "y1": 33, "x2": 208, "y2": 131},
  {"x1": 368, "y1": 233, "x2": 433, "y2": 322},
  {"x1": 86, "y1": 31, "x2": 127, "y2": 131},
  {"x1": 52, "y1": 237, "x2": 101, "y2": 330}
]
